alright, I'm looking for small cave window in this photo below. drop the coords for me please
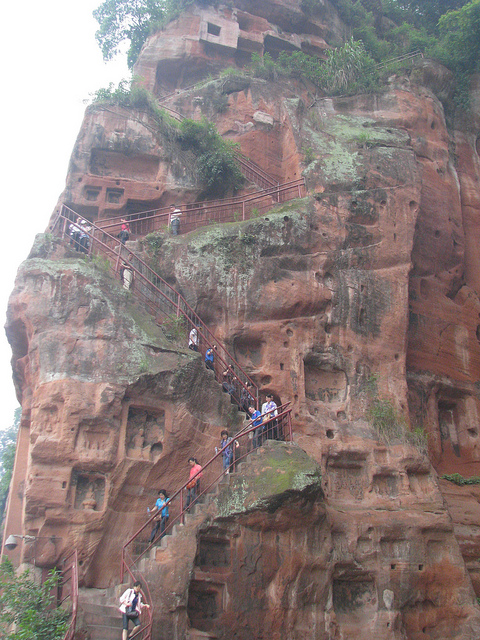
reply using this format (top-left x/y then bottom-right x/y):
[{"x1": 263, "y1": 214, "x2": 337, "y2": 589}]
[
  {"x1": 207, "y1": 23, "x2": 221, "y2": 36},
  {"x1": 106, "y1": 188, "x2": 124, "y2": 204},
  {"x1": 238, "y1": 16, "x2": 248, "y2": 30},
  {"x1": 84, "y1": 187, "x2": 101, "y2": 201}
]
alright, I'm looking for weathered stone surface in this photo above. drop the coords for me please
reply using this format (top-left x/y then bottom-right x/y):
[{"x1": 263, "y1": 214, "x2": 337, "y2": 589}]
[
  {"x1": 4, "y1": 235, "x2": 245, "y2": 584},
  {"x1": 140, "y1": 442, "x2": 480, "y2": 639},
  {"x1": 5, "y1": 3, "x2": 480, "y2": 639}
]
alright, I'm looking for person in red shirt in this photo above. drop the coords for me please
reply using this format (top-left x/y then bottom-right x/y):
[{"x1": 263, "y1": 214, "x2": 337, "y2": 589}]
[{"x1": 185, "y1": 457, "x2": 202, "y2": 511}]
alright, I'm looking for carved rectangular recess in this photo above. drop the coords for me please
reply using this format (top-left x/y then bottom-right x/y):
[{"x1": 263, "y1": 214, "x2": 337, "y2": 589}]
[
  {"x1": 106, "y1": 188, "x2": 124, "y2": 204},
  {"x1": 72, "y1": 471, "x2": 106, "y2": 511},
  {"x1": 187, "y1": 580, "x2": 225, "y2": 632},
  {"x1": 373, "y1": 473, "x2": 399, "y2": 497},
  {"x1": 333, "y1": 572, "x2": 377, "y2": 620},
  {"x1": 304, "y1": 360, "x2": 347, "y2": 403},
  {"x1": 90, "y1": 148, "x2": 160, "y2": 181},
  {"x1": 196, "y1": 536, "x2": 231, "y2": 569},
  {"x1": 84, "y1": 186, "x2": 101, "y2": 201}
]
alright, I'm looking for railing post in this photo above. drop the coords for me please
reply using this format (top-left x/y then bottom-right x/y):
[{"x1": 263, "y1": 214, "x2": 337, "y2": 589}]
[
  {"x1": 288, "y1": 411, "x2": 293, "y2": 442},
  {"x1": 180, "y1": 491, "x2": 184, "y2": 525},
  {"x1": 121, "y1": 548, "x2": 125, "y2": 582}
]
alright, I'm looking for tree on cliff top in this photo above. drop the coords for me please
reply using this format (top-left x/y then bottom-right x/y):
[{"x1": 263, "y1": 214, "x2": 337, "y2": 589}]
[
  {"x1": 94, "y1": 0, "x2": 166, "y2": 68},
  {"x1": 94, "y1": 0, "x2": 208, "y2": 68}
]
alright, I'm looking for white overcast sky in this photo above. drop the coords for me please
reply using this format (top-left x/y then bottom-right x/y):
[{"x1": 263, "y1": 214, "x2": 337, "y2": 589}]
[{"x1": 1, "y1": 1, "x2": 129, "y2": 429}]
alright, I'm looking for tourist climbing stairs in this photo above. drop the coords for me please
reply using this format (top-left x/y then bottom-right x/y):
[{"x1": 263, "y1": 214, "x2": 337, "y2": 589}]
[
  {"x1": 76, "y1": 581, "x2": 153, "y2": 640},
  {"x1": 94, "y1": 174, "x2": 304, "y2": 239},
  {"x1": 73, "y1": 408, "x2": 293, "y2": 640},
  {"x1": 52, "y1": 205, "x2": 259, "y2": 411},
  {"x1": 121, "y1": 404, "x2": 293, "y2": 577}
]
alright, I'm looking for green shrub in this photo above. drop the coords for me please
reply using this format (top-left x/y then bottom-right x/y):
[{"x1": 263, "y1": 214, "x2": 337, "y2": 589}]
[
  {"x1": 366, "y1": 376, "x2": 427, "y2": 452},
  {"x1": 302, "y1": 146, "x2": 316, "y2": 164},
  {"x1": 161, "y1": 314, "x2": 187, "y2": 342},
  {"x1": 0, "y1": 558, "x2": 69, "y2": 640},
  {"x1": 178, "y1": 119, "x2": 244, "y2": 196},
  {"x1": 441, "y1": 473, "x2": 480, "y2": 486},
  {"x1": 144, "y1": 232, "x2": 164, "y2": 256},
  {"x1": 267, "y1": 40, "x2": 378, "y2": 95},
  {"x1": 250, "y1": 52, "x2": 281, "y2": 81}
]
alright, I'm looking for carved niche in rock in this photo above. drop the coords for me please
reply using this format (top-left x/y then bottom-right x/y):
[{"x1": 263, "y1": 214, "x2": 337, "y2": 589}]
[
  {"x1": 304, "y1": 351, "x2": 348, "y2": 405},
  {"x1": 73, "y1": 472, "x2": 106, "y2": 511},
  {"x1": 436, "y1": 392, "x2": 480, "y2": 459},
  {"x1": 126, "y1": 407, "x2": 165, "y2": 462},
  {"x1": 233, "y1": 334, "x2": 264, "y2": 369},
  {"x1": 75, "y1": 422, "x2": 114, "y2": 456}
]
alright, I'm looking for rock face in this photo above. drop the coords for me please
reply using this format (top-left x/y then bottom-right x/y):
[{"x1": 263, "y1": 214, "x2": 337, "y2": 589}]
[
  {"x1": 4, "y1": 235, "x2": 245, "y2": 583},
  {"x1": 5, "y1": 2, "x2": 480, "y2": 639}
]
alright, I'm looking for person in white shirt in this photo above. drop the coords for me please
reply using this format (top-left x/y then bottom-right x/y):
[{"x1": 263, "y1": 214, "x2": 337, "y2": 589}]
[
  {"x1": 119, "y1": 580, "x2": 150, "y2": 640},
  {"x1": 262, "y1": 393, "x2": 278, "y2": 440},
  {"x1": 189, "y1": 326, "x2": 199, "y2": 351},
  {"x1": 170, "y1": 204, "x2": 182, "y2": 235}
]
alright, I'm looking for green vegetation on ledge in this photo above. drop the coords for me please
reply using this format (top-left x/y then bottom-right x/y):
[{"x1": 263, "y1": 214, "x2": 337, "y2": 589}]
[
  {"x1": 441, "y1": 473, "x2": 480, "y2": 485},
  {"x1": 366, "y1": 375, "x2": 428, "y2": 452},
  {"x1": 93, "y1": 0, "x2": 480, "y2": 108},
  {"x1": 215, "y1": 442, "x2": 322, "y2": 518},
  {"x1": 90, "y1": 81, "x2": 244, "y2": 197}
]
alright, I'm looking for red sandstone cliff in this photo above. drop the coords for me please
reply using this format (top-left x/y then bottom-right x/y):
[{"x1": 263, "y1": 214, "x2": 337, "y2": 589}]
[{"x1": 4, "y1": 2, "x2": 480, "y2": 639}]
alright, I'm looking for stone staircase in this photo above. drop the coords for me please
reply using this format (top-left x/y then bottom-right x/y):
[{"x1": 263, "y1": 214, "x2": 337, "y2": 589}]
[{"x1": 76, "y1": 442, "x2": 277, "y2": 639}]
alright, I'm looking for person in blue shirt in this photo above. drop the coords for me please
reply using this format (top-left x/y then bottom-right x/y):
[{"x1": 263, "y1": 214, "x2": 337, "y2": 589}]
[
  {"x1": 205, "y1": 346, "x2": 215, "y2": 372},
  {"x1": 248, "y1": 405, "x2": 263, "y2": 448},
  {"x1": 217, "y1": 429, "x2": 239, "y2": 473},
  {"x1": 148, "y1": 489, "x2": 169, "y2": 542}
]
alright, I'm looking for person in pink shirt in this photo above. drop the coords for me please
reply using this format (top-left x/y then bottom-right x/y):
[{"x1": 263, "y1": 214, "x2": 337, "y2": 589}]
[{"x1": 185, "y1": 457, "x2": 203, "y2": 511}]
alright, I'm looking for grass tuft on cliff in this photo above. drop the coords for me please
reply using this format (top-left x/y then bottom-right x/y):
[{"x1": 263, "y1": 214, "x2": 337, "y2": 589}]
[{"x1": 366, "y1": 375, "x2": 428, "y2": 452}]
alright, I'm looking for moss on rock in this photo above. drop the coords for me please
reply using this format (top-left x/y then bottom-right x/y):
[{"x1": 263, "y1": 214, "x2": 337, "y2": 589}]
[{"x1": 215, "y1": 441, "x2": 322, "y2": 518}]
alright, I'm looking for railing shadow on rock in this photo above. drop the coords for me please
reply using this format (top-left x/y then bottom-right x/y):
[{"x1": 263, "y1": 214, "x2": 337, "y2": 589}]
[
  {"x1": 121, "y1": 403, "x2": 293, "y2": 581},
  {"x1": 51, "y1": 206, "x2": 259, "y2": 410}
]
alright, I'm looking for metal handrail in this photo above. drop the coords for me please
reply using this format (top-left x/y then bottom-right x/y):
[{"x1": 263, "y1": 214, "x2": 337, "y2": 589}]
[
  {"x1": 60, "y1": 550, "x2": 78, "y2": 640},
  {"x1": 121, "y1": 403, "x2": 293, "y2": 580},
  {"x1": 51, "y1": 206, "x2": 260, "y2": 408},
  {"x1": 235, "y1": 152, "x2": 279, "y2": 188},
  {"x1": 95, "y1": 177, "x2": 305, "y2": 237},
  {"x1": 374, "y1": 50, "x2": 424, "y2": 69}
]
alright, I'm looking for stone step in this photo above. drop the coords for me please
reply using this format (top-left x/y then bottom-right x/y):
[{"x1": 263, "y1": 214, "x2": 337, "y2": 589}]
[
  {"x1": 78, "y1": 587, "x2": 110, "y2": 606},
  {"x1": 85, "y1": 622, "x2": 123, "y2": 640},
  {"x1": 188, "y1": 627, "x2": 219, "y2": 639},
  {"x1": 82, "y1": 603, "x2": 121, "y2": 627}
]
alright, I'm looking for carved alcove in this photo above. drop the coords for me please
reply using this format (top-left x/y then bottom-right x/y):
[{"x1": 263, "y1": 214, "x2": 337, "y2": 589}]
[
  {"x1": 126, "y1": 407, "x2": 165, "y2": 461},
  {"x1": 304, "y1": 352, "x2": 348, "y2": 404},
  {"x1": 332, "y1": 570, "x2": 377, "y2": 625},
  {"x1": 72, "y1": 472, "x2": 106, "y2": 511},
  {"x1": 75, "y1": 423, "x2": 113, "y2": 455},
  {"x1": 436, "y1": 392, "x2": 480, "y2": 461},
  {"x1": 196, "y1": 534, "x2": 231, "y2": 570},
  {"x1": 233, "y1": 334, "x2": 264, "y2": 369},
  {"x1": 187, "y1": 581, "x2": 225, "y2": 632}
]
